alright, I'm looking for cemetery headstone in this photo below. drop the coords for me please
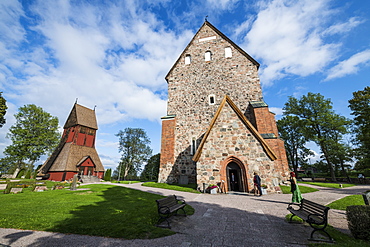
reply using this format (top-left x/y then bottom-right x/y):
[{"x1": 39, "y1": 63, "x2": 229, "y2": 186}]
[
  {"x1": 10, "y1": 188, "x2": 23, "y2": 194},
  {"x1": 70, "y1": 174, "x2": 78, "y2": 191}
]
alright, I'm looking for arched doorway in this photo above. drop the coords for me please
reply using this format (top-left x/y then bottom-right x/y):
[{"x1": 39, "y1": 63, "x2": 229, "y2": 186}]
[{"x1": 227, "y1": 162, "x2": 244, "y2": 192}]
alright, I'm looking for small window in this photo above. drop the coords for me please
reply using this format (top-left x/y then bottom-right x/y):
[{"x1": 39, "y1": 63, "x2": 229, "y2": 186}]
[
  {"x1": 209, "y1": 94, "x2": 216, "y2": 105},
  {"x1": 191, "y1": 138, "x2": 197, "y2": 155},
  {"x1": 185, "y1": 55, "x2": 191, "y2": 65},
  {"x1": 205, "y1": 51, "x2": 212, "y2": 61},
  {"x1": 225, "y1": 47, "x2": 232, "y2": 58}
]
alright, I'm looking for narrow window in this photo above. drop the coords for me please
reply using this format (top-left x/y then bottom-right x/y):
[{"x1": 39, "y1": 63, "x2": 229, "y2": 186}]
[
  {"x1": 185, "y1": 55, "x2": 191, "y2": 64},
  {"x1": 191, "y1": 138, "x2": 197, "y2": 155},
  {"x1": 205, "y1": 51, "x2": 211, "y2": 61},
  {"x1": 225, "y1": 47, "x2": 232, "y2": 58},
  {"x1": 209, "y1": 94, "x2": 216, "y2": 105}
]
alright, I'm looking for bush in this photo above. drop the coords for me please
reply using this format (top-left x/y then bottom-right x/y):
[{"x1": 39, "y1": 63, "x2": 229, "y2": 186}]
[{"x1": 347, "y1": 205, "x2": 370, "y2": 240}]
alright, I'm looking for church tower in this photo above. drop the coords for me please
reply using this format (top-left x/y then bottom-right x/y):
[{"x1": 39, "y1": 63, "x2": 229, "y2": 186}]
[
  {"x1": 158, "y1": 21, "x2": 289, "y2": 193},
  {"x1": 38, "y1": 103, "x2": 104, "y2": 181}
]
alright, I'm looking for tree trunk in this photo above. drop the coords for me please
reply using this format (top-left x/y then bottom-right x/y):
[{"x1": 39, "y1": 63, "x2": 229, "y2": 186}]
[{"x1": 340, "y1": 159, "x2": 351, "y2": 183}]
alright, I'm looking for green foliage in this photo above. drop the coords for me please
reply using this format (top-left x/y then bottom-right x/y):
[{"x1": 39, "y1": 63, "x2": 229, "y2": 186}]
[
  {"x1": 25, "y1": 170, "x2": 31, "y2": 179},
  {"x1": 279, "y1": 185, "x2": 318, "y2": 194},
  {"x1": 16, "y1": 169, "x2": 25, "y2": 178},
  {"x1": 283, "y1": 92, "x2": 352, "y2": 182},
  {"x1": 300, "y1": 182, "x2": 356, "y2": 188},
  {"x1": 0, "y1": 184, "x2": 194, "y2": 239},
  {"x1": 277, "y1": 115, "x2": 313, "y2": 176},
  {"x1": 346, "y1": 205, "x2": 370, "y2": 240},
  {"x1": 104, "y1": 168, "x2": 112, "y2": 181},
  {"x1": 349, "y1": 86, "x2": 370, "y2": 172},
  {"x1": 2, "y1": 104, "x2": 60, "y2": 171},
  {"x1": 285, "y1": 214, "x2": 304, "y2": 223},
  {"x1": 141, "y1": 153, "x2": 160, "y2": 181},
  {"x1": 115, "y1": 128, "x2": 152, "y2": 180},
  {"x1": 0, "y1": 92, "x2": 7, "y2": 128},
  {"x1": 143, "y1": 182, "x2": 201, "y2": 193},
  {"x1": 327, "y1": 195, "x2": 365, "y2": 210}
]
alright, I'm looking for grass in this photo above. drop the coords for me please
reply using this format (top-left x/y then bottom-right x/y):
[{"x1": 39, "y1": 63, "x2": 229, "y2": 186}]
[
  {"x1": 327, "y1": 195, "x2": 366, "y2": 210},
  {"x1": 0, "y1": 184, "x2": 194, "y2": 239},
  {"x1": 279, "y1": 185, "x2": 319, "y2": 194},
  {"x1": 142, "y1": 182, "x2": 201, "y2": 193},
  {"x1": 285, "y1": 214, "x2": 370, "y2": 246},
  {"x1": 299, "y1": 182, "x2": 356, "y2": 188}
]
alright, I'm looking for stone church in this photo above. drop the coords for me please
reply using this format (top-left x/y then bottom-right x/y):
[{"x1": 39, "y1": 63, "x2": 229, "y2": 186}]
[{"x1": 158, "y1": 21, "x2": 289, "y2": 193}]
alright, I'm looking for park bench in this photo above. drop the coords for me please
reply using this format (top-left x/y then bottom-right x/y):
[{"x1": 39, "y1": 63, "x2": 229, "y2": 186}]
[
  {"x1": 156, "y1": 195, "x2": 187, "y2": 228},
  {"x1": 363, "y1": 192, "x2": 370, "y2": 205},
  {"x1": 287, "y1": 198, "x2": 333, "y2": 242},
  {"x1": 313, "y1": 178, "x2": 326, "y2": 182}
]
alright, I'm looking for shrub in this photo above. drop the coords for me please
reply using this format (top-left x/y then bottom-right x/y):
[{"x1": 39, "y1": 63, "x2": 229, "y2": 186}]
[{"x1": 347, "y1": 205, "x2": 370, "y2": 240}]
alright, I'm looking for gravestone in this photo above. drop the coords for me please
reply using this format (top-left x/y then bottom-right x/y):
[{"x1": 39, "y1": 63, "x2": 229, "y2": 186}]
[
  {"x1": 0, "y1": 184, "x2": 7, "y2": 190},
  {"x1": 34, "y1": 186, "x2": 48, "y2": 192},
  {"x1": 70, "y1": 174, "x2": 78, "y2": 191},
  {"x1": 363, "y1": 192, "x2": 370, "y2": 205},
  {"x1": 178, "y1": 175, "x2": 189, "y2": 185},
  {"x1": 10, "y1": 188, "x2": 23, "y2": 194}
]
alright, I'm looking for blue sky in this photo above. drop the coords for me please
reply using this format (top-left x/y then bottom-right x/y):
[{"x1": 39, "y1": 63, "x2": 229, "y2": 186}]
[{"x1": 1, "y1": 0, "x2": 369, "y2": 171}]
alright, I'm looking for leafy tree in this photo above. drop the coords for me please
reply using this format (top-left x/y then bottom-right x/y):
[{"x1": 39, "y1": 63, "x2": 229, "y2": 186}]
[
  {"x1": 115, "y1": 128, "x2": 152, "y2": 180},
  {"x1": 284, "y1": 93, "x2": 351, "y2": 181},
  {"x1": 348, "y1": 86, "x2": 370, "y2": 172},
  {"x1": 277, "y1": 116, "x2": 312, "y2": 178},
  {"x1": 3, "y1": 104, "x2": 60, "y2": 171},
  {"x1": 104, "y1": 168, "x2": 112, "y2": 181},
  {"x1": 141, "y1": 153, "x2": 160, "y2": 181},
  {"x1": 0, "y1": 92, "x2": 7, "y2": 128}
]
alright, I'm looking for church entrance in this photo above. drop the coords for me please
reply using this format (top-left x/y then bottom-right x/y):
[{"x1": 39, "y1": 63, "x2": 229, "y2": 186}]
[{"x1": 226, "y1": 162, "x2": 244, "y2": 192}]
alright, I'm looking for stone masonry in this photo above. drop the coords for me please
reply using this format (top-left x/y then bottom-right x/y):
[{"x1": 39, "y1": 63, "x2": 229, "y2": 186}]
[{"x1": 158, "y1": 21, "x2": 289, "y2": 193}]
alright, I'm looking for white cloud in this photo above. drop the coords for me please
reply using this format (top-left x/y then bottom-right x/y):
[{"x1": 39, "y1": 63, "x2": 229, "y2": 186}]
[
  {"x1": 206, "y1": 0, "x2": 239, "y2": 10},
  {"x1": 323, "y1": 17, "x2": 364, "y2": 36},
  {"x1": 325, "y1": 49, "x2": 370, "y2": 81},
  {"x1": 238, "y1": 0, "x2": 361, "y2": 86},
  {"x1": 269, "y1": 107, "x2": 283, "y2": 116}
]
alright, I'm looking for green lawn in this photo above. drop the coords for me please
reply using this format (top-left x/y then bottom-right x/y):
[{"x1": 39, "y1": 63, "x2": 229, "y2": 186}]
[
  {"x1": 279, "y1": 185, "x2": 319, "y2": 194},
  {"x1": 327, "y1": 195, "x2": 366, "y2": 210},
  {"x1": 142, "y1": 182, "x2": 201, "y2": 193},
  {"x1": 0, "y1": 184, "x2": 194, "y2": 239},
  {"x1": 299, "y1": 182, "x2": 356, "y2": 188}
]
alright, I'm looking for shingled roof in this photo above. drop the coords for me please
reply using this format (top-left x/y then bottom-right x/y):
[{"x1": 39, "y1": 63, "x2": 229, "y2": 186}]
[
  {"x1": 193, "y1": 95, "x2": 277, "y2": 162},
  {"x1": 63, "y1": 104, "x2": 98, "y2": 130},
  {"x1": 46, "y1": 142, "x2": 104, "y2": 172}
]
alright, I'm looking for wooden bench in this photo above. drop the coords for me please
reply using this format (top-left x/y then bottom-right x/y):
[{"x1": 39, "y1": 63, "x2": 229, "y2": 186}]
[
  {"x1": 313, "y1": 178, "x2": 326, "y2": 182},
  {"x1": 156, "y1": 195, "x2": 187, "y2": 228},
  {"x1": 287, "y1": 198, "x2": 333, "y2": 242}
]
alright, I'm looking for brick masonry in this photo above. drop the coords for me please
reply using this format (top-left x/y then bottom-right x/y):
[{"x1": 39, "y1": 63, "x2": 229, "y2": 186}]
[{"x1": 158, "y1": 21, "x2": 289, "y2": 192}]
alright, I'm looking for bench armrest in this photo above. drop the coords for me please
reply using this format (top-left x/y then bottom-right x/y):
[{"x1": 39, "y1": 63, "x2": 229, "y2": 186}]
[
  {"x1": 287, "y1": 202, "x2": 300, "y2": 210},
  {"x1": 177, "y1": 199, "x2": 186, "y2": 205},
  {"x1": 158, "y1": 205, "x2": 171, "y2": 214}
]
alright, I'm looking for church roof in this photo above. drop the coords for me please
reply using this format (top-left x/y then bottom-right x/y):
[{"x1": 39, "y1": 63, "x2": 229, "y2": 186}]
[
  {"x1": 165, "y1": 20, "x2": 260, "y2": 81},
  {"x1": 193, "y1": 95, "x2": 277, "y2": 162},
  {"x1": 63, "y1": 103, "x2": 98, "y2": 130},
  {"x1": 45, "y1": 142, "x2": 104, "y2": 172}
]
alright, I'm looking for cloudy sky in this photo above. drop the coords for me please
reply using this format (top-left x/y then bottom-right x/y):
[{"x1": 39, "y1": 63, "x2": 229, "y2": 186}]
[{"x1": 1, "y1": 0, "x2": 369, "y2": 171}]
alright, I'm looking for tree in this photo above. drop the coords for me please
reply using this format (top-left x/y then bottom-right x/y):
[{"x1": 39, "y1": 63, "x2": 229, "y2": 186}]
[
  {"x1": 104, "y1": 168, "x2": 112, "y2": 181},
  {"x1": 2, "y1": 104, "x2": 60, "y2": 171},
  {"x1": 141, "y1": 153, "x2": 160, "y2": 181},
  {"x1": 115, "y1": 128, "x2": 152, "y2": 180},
  {"x1": 348, "y1": 86, "x2": 370, "y2": 173},
  {"x1": 0, "y1": 92, "x2": 7, "y2": 128},
  {"x1": 277, "y1": 116, "x2": 313, "y2": 178},
  {"x1": 283, "y1": 93, "x2": 351, "y2": 181}
]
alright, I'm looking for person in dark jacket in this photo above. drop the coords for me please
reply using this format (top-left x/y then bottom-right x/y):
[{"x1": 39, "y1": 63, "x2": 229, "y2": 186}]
[{"x1": 253, "y1": 172, "x2": 262, "y2": 196}]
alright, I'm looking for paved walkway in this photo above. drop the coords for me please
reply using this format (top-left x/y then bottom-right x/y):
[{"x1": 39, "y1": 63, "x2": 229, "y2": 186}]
[{"x1": 0, "y1": 183, "x2": 369, "y2": 247}]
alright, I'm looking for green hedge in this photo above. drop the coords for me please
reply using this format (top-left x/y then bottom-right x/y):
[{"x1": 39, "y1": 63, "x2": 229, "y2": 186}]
[{"x1": 347, "y1": 205, "x2": 370, "y2": 240}]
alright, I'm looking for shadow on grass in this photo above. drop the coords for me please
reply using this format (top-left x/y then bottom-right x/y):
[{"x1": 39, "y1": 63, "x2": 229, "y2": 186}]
[{"x1": 48, "y1": 185, "x2": 176, "y2": 239}]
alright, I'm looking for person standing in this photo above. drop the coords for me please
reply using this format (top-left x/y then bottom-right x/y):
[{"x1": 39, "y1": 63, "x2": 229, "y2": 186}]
[
  {"x1": 290, "y1": 172, "x2": 303, "y2": 203},
  {"x1": 253, "y1": 172, "x2": 262, "y2": 196}
]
